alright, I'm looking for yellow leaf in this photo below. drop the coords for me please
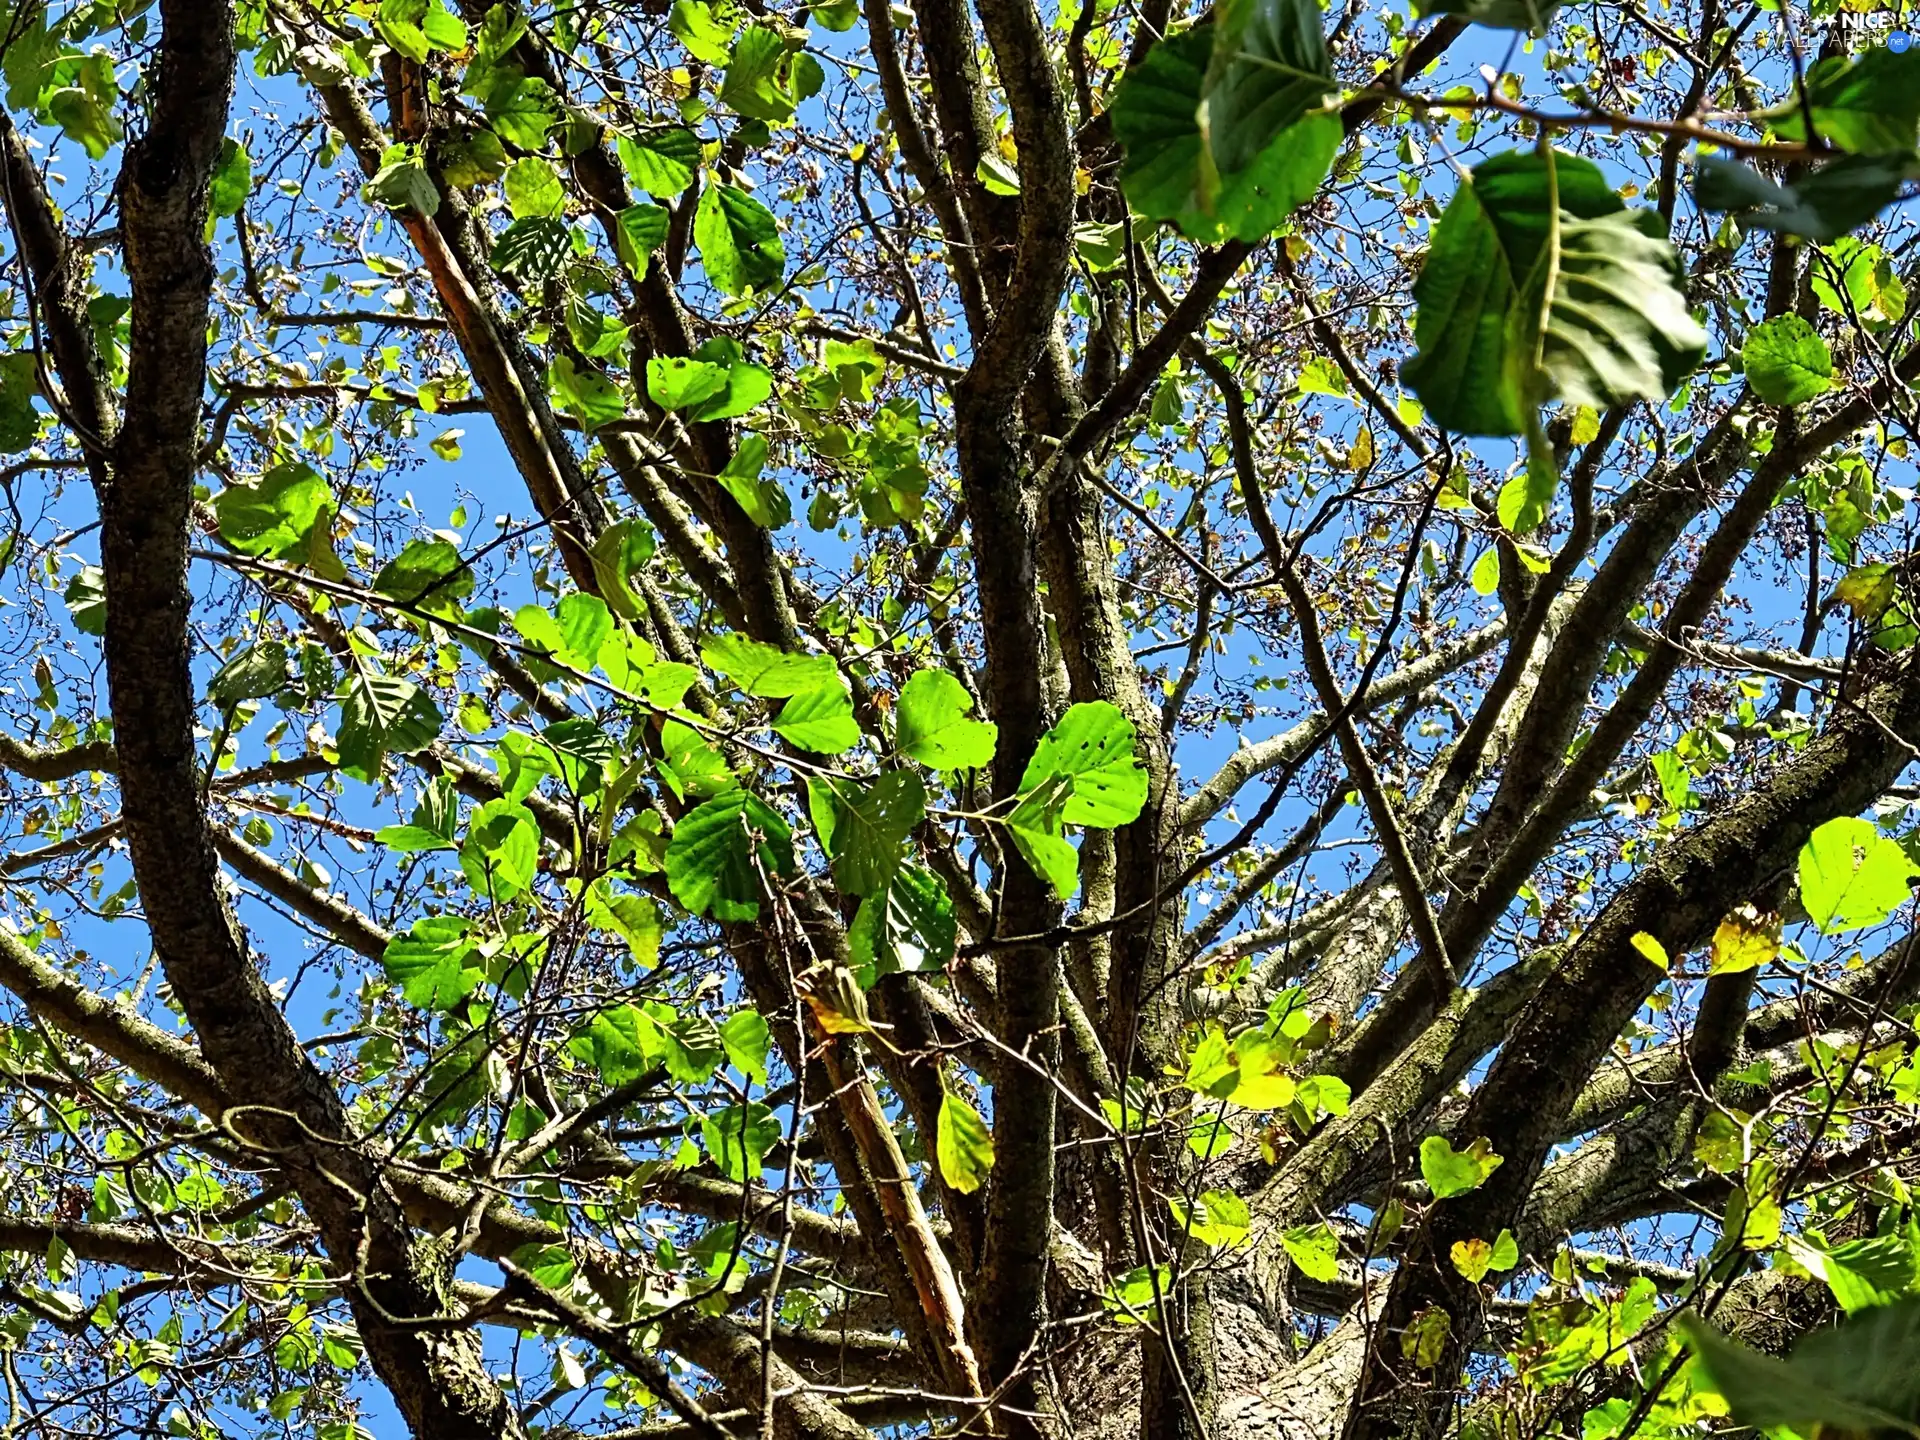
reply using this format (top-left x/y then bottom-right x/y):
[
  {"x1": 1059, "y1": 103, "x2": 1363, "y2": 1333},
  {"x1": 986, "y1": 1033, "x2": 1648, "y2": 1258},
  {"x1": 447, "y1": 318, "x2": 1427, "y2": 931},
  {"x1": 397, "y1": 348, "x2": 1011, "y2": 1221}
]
[
  {"x1": 804, "y1": 966, "x2": 875, "y2": 1034},
  {"x1": 1629, "y1": 931, "x2": 1670, "y2": 971},
  {"x1": 1348, "y1": 426, "x2": 1375, "y2": 472},
  {"x1": 1450, "y1": 1237, "x2": 1493, "y2": 1283},
  {"x1": 1709, "y1": 904, "x2": 1781, "y2": 976},
  {"x1": 1225, "y1": 1031, "x2": 1296, "y2": 1110}
]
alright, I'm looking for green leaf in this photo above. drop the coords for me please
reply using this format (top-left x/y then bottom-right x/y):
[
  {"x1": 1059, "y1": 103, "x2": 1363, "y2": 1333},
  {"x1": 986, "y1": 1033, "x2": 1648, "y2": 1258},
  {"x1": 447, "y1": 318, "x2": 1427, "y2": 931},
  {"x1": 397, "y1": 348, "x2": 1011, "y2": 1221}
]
[
  {"x1": 646, "y1": 356, "x2": 730, "y2": 412},
  {"x1": 63, "y1": 565, "x2": 104, "y2": 635},
  {"x1": 516, "y1": 596, "x2": 612, "y2": 673},
  {"x1": 208, "y1": 641, "x2": 289, "y2": 705},
  {"x1": 1111, "y1": 1, "x2": 1341, "y2": 244},
  {"x1": 896, "y1": 670, "x2": 998, "y2": 771},
  {"x1": 382, "y1": 917, "x2": 480, "y2": 1011},
  {"x1": 368, "y1": 142, "x2": 439, "y2": 217},
  {"x1": 1413, "y1": 0, "x2": 1559, "y2": 32},
  {"x1": 1798, "y1": 816, "x2": 1920, "y2": 934},
  {"x1": 651, "y1": 1003, "x2": 725, "y2": 1085},
  {"x1": 1496, "y1": 443, "x2": 1559, "y2": 535},
  {"x1": 459, "y1": 797, "x2": 540, "y2": 900},
  {"x1": 848, "y1": 862, "x2": 956, "y2": 979},
  {"x1": 1545, "y1": 210, "x2": 1707, "y2": 414},
  {"x1": 1419, "y1": 1135, "x2": 1504, "y2": 1199},
  {"x1": 936, "y1": 1086, "x2": 994, "y2": 1194},
  {"x1": 375, "y1": 824, "x2": 456, "y2": 854},
  {"x1": 378, "y1": 0, "x2": 468, "y2": 59},
  {"x1": 548, "y1": 355, "x2": 626, "y2": 432},
  {"x1": 715, "y1": 434, "x2": 790, "y2": 527},
  {"x1": 1403, "y1": 149, "x2": 1704, "y2": 437},
  {"x1": 657, "y1": 720, "x2": 736, "y2": 800},
  {"x1": 616, "y1": 129, "x2": 699, "y2": 198},
  {"x1": 1785, "y1": 1231, "x2": 1920, "y2": 1313},
  {"x1": 504, "y1": 156, "x2": 565, "y2": 219},
  {"x1": 1296, "y1": 1072, "x2": 1351, "y2": 1118},
  {"x1": 775, "y1": 681, "x2": 859, "y2": 754},
  {"x1": 703, "y1": 1102, "x2": 781, "y2": 1181},
  {"x1": 612, "y1": 204, "x2": 669, "y2": 278},
  {"x1": 46, "y1": 54, "x2": 121, "y2": 160},
  {"x1": 476, "y1": 3, "x2": 527, "y2": 55},
  {"x1": 1764, "y1": 48, "x2": 1920, "y2": 156},
  {"x1": 720, "y1": 1010, "x2": 771, "y2": 1085},
  {"x1": 665, "y1": 790, "x2": 794, "y2": 921},
  {"x1": 670, "y1": 0, "x2": 736, "y2": 64},
  {"x1": 702, "y1": 634, "x2": 838, "y2": 697},
  {"x1": 0, "y1": 352, "x2": 38, "y2": 452},
  {"x1": 337, "y1": 672, "x2": 443, "y2": 782},
  {"x1": 721, "y1": 25, "x2": 820, "y2": 124},
  {"x1": 1835, "y1": 563, "x2": 1899, "y2": 622},
  {"x1": 374, "y1": 539, "x2": 473, "y2": 616},
  {"x1": 1007, "y1": 791, "x2": 1080, "y2": 899},
  {"x1": 568, "y1": 1004, "x2": 662, "y2": 1086},
  {"x1": 491, "y1": 216, "x2": 572, "y2": 279},
  {"x1": 213, "y1": 462, "x2": 333, "y2": 560},
  {"x1": 688, "y1": 348, "x2": 773, "y2": 422},
  {"x1": 694, "y1": 183, "x2": 785, "y2": 296},
  {"x1": 209, "y1": 138, "x2": 252, "y2": 218},
  {"x1": 1173, "y1": 1190, "x2": 1252, "y2": 1248},
  {"x1": 1680, "y1": 1300, "x2": 1920, "y2": 1438},
  {"x1": 976, "y1": 153, "x2": 1021, "y2": 196},
  {"x1": 1814, "y1": 237, "x2": 1910, "y2": 329},
  {"x1": 1741, "y1": 314, "x2": 1834, "y2": 406},
  {"x1": 588, "y1": 519, "x2": 656, "y2": 622},
  {"x1": 481, "y1": 75, "x2": 557, "y2": 150},
  {"x1": 1488, "y1": 1228, "x2": 1520, "y2": 1272},
  {"x1": 809, "y1": 772, "x2": 925, "y2": 896},
  {"x1": 440, "y1": 128, "x2": 508, "y2": 188},
  {"x1": 1696, "y1": 152, "x2": 1915, "y2": 243},
  {"x1": 584, "y1": 882, "x2": 662, "y2": 967},
  {"x1": 810, "y1": 0, "x2": 859, "y2": 30},
  {"x1": 1469, "y1": 546, "x2": 1500, "y2": 595},
  {"x1": 1282, "y1": 1222, "x2": 1341, "y2": 1282},
  {"x1": 1017, "y1": 701, "x2": 1149, "y2": 827}
]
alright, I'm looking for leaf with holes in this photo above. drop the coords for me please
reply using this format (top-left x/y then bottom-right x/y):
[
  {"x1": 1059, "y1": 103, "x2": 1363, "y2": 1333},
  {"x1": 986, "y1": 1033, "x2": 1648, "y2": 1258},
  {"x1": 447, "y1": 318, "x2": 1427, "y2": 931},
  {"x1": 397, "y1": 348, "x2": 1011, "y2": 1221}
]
[
  {"x1": 849, "y1": 862, "x2": 956, "y2": 980},
  {"x1": 807, "y1": 772, "x2": 925, "y2": 896},
  {"x1": 896, "y1": 669, "x2": 998, "y2": 771},
  {"x1": 1018, "y1": 701, "x2": 1149, "y2": 828},
  {"x1": 695, "y1": 183, "x2": 785, "y2": 297}
]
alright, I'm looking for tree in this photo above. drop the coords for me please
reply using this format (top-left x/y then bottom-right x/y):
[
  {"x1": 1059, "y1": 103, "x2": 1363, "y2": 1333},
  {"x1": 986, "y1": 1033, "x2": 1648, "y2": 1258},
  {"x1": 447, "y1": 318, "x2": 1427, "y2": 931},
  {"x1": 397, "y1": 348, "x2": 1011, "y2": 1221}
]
[{"x1": 4, "y1": 0, "x2": 1920, "y2": 1436}]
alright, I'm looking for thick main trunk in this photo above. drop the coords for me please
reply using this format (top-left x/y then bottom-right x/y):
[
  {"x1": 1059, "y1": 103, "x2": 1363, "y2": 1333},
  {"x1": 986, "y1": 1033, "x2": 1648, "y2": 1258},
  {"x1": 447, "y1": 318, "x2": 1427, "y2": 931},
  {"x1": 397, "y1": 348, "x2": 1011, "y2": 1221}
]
[{"x1": 1053, "y1": 1267, "x2": 1376, "y2": 1439}]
